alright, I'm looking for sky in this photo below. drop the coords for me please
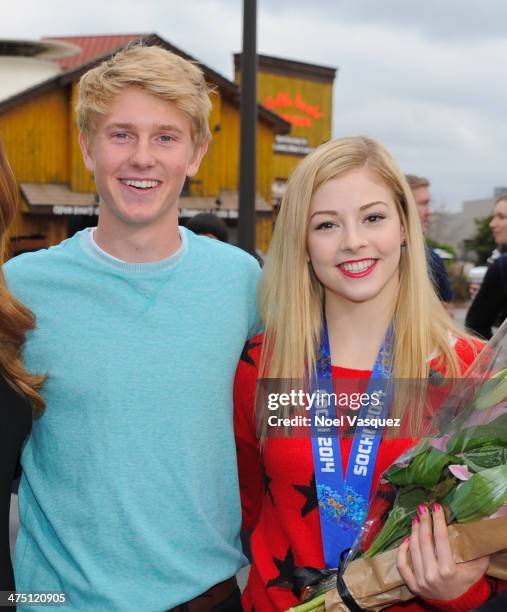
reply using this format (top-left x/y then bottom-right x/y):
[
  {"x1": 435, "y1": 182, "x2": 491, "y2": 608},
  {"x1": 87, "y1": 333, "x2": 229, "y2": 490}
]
[{"x1": 2, "y1": 0, "x2": 507, "y2": 212}]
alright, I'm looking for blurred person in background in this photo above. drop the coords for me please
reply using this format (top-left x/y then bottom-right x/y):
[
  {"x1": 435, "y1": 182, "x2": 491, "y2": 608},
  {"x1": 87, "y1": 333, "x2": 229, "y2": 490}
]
[
  {"x1": 0, "y1": 139, "x2": 45, "y2": 592},
  {"x1": 466, "y1": 194, "x2": 507, "y2": 339},
  {"x1": 406, "y1": 175, "x2": 453, "y2": 313},
  {"x1": 187, "y1": 212, "x2": 229, "y2": 242}
]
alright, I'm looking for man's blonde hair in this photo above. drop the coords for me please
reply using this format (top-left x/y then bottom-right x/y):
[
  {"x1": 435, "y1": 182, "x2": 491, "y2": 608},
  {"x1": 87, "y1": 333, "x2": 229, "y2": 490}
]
[
  {"x1": 495, "y1": 193, "x2": 507, "y2": 206},
  {"x1": 76, "y1": 43, "x2": 213, "y2": 146},
  {"x1": 405, "y1": 174, "x2": 430, "y2": 190}
]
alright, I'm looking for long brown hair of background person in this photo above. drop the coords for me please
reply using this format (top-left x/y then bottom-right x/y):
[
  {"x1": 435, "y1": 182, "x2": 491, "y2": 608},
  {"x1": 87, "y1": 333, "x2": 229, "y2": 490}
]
[{"x1": 0, "y1": 140, "x2": 45, "y2": 413}]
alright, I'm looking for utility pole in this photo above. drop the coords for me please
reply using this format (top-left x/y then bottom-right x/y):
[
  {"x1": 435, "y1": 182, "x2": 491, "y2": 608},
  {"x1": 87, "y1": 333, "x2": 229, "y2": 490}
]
[{"x1": 238, "y1": 0, "x2": 257, "y2": 254}]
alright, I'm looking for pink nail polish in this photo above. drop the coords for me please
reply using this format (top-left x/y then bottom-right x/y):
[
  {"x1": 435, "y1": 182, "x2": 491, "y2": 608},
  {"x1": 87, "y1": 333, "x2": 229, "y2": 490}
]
[
  {"x1": 417, "y1": 504, "x2": 427, "y2": 515},
  {"x1": 412, "y1": 515, "x2": 419, "y2": 524},
  {"x1": 403, "y1": 536, "x2": 410, "y2": 544},
  {"x1": 432, "y1": 502, "x2": 441, "y2": 512}
]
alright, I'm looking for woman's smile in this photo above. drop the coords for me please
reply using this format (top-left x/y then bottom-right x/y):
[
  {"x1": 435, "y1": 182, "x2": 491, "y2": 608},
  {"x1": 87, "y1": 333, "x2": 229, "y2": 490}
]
[{"x1": 338, "y1": 258, "x2": 379, "y2": 278}]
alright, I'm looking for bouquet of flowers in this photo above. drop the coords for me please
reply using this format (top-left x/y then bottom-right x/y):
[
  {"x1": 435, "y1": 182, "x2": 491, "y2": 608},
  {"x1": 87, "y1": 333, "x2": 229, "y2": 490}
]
[{"x1": 290, "y1": 324, "x2": 507, "y2": 612}]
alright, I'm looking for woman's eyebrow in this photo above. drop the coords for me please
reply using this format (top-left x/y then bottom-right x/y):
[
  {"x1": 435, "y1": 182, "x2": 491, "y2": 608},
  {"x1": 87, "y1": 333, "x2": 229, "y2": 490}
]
[
  {"x1": 310, "y1": 210, "x2": 337, "y2": 219},
  {"x1": 359, "y1": 201, "x2": 389, "y2": 211},
  {"x1": 310, "y1": 201, "x2": 389, "y2": 219}
]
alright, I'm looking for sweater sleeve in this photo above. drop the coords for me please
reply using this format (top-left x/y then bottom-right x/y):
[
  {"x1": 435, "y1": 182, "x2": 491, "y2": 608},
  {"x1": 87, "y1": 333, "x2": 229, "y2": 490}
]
[
  {"x1": 234, "y1": 337, "x2": 264, "y2": 531},
  {"x1": 466, "y1": 260, "x2": 505, "y2": 340},
  {"x1": 422, "y1": 576, "x2": 493, "y2": 611},
  {"x1": 427, "y1": 248, "x2": 453, "y2": 302}
]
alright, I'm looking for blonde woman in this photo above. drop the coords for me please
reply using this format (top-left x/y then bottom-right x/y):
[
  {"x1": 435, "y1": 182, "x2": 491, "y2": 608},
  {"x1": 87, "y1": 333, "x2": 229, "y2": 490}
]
[{"x1": 234, "y1": 136, "x2": 494, "y2": 611}]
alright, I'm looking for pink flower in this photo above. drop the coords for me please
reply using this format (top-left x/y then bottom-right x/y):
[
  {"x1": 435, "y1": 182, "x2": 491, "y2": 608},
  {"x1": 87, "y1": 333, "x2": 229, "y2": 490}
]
[
  {"x1": 430, "y1": 434, "x2": 451, "y2": 452},
  {"x1": 489, "y1": 504, "x2": 507, "y2": 519},
  {"x1": 448, "y1": 464, "x2": 472, "y2": 481}
]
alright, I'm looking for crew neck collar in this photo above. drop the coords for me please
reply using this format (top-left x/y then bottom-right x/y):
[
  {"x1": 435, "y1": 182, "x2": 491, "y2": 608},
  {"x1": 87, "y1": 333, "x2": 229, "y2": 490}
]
[{"x1": 79, "y1": 226, "x2": 188, "y2": 273}]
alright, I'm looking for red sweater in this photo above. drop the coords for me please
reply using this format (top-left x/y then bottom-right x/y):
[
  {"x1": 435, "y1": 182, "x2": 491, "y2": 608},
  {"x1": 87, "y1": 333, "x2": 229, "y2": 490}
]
[{"x1": 234, "y1": 335, "x2": 497, "y2": 612}]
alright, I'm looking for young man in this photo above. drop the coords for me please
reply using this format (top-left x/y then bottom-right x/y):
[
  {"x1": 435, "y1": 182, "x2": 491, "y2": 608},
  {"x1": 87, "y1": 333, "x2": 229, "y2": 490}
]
[
  {"x1": 5, "y1": 45, "x2": 259, "y2": 611},
  {"x1": 406, "y1": 174, "x2": 453, "y2": 311}
]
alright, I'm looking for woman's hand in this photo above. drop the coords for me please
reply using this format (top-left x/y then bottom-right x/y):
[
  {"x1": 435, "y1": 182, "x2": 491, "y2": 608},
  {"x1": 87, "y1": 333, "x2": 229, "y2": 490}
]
[{"x1": 397, "y1": 502, "x2": 489, "y2": 601}]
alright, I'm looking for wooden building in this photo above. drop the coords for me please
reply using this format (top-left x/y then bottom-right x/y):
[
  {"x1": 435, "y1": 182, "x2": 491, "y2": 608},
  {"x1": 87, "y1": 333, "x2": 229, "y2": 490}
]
[
  {"x1": 235, "y1": 53, "x2": 337, "y2": 206},
  {"x1": 0, "y1": 34, "x2": 290, "y2": 256}
]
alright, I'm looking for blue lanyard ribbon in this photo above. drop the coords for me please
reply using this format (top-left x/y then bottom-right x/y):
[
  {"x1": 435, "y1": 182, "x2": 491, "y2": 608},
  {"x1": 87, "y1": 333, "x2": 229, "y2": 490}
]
[{"x1": 309, "y1": 319, "x2": 394, "y2": 569}]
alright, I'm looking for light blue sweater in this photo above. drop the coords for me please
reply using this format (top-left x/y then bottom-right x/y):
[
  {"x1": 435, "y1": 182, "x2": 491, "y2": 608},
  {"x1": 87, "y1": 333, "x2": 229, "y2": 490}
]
[{"x1": 4, "y1": 228, "x2": 260, "y2": 611}]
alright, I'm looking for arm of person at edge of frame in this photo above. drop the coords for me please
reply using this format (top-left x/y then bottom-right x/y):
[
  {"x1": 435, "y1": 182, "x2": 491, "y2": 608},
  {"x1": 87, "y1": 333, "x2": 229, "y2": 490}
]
[{"x1": 465, "y1": 261, "x2": 504, "y2": 341}]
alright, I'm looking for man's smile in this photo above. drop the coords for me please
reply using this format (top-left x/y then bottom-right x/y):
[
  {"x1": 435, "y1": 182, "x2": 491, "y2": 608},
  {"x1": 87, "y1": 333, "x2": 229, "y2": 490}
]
[{"x1": 119, "y1": 178, "x2": 162, "y2": 191}]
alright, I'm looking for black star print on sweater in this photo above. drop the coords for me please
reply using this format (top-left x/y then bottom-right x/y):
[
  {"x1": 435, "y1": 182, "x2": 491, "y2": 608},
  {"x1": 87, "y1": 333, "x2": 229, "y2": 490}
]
[
  {"x1": 266, "y1": 546, "x2": 301, "y2": 598},
  {"x1": 263, "y1": 468, "x2": 275, "y2": 504},
  {"x1": 240, "y1": 339, "x2": 262, "y2": 367},
  {"x1": 293, "y1": 472, "x2": 317, "y2": 517}
]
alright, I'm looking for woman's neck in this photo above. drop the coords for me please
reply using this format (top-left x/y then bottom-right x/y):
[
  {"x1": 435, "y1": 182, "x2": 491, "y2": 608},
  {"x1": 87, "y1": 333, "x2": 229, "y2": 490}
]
[{"x1": 325, "y1": 292, "x2": 395, "y2": 370}]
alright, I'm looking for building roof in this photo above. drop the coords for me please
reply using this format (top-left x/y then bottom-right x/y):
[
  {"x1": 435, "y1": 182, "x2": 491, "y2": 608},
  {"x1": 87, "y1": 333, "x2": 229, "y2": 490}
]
[
  {"x1": 0, "y1": 39, "x2": 83, "y2": 103},
  {"x1": 43, "y1": 34, "x2": 146, "y2": 70},
  {"x1": 0, "y1": 34, "x2": 290, "y2": 134},
  {"x1": 179, "y1": 190, "x2": 271, "y2": 216},
  {"x1": 0, "y1": 38, "x2": 80, "y2": 60},
  {"x1": 20, "y1": 183, "x2": 98, "y2": 215},
  {"x1": 21, "y1": 183, "x2": 271, "y2": 216},
  {"x1": 1, "y1": 33, "x2": 287, "y2": 134},
  {"x1": 234, "y1": 52, "x2": 337, "y2": 83}
]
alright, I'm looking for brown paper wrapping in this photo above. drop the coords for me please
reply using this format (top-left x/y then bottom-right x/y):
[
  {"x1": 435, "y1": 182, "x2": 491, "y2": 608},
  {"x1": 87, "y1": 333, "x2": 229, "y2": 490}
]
[{"x1": 320, "y1": 514, "x2": 507, "y2": 611}]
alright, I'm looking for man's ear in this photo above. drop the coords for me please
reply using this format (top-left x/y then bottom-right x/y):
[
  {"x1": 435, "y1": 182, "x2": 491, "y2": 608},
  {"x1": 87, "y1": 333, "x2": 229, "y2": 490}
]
[
  {"x1": 187, "y1": 142, "x2": 208, "y2": 177},
  {"x1": 79, "y1": 133, "x2": 95, "y2": 172}
]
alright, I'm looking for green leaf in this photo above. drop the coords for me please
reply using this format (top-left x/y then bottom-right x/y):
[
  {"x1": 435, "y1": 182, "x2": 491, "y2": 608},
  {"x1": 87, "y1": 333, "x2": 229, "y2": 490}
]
[
  {"x1": 290, "y1": 593, "x2": 326, "y2": 612},
  {"x1": 461, "y1": 446, "x2": 507, "y2": 472},
  {"x1": 385, "y1": 447, "x2": 455, "y2": 488},
  {"x1": 446, "y1": 414, "x2": 507, "y2": 454},
  {"x1": 443, "y1": 464, "x2": 507, "y2": 522},
  {"x1": 432, "y1": 476, "x2": 458, "y2": 498},
  {"x1": 472, "y1": 368, "x2": 507, "y2": 410},
  {"x1": 364, "y1": 486, "x2": 428, "y2": 557}
]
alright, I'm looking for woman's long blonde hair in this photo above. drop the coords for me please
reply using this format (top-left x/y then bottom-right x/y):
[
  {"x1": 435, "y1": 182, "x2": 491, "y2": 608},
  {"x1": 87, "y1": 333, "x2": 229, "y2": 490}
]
[
  {"x1": 0, "y1": 139, "x2": 45, "y2": 413},
  {"x1": 258, "y1": 136, "x2": 472, "y2": 432}
]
